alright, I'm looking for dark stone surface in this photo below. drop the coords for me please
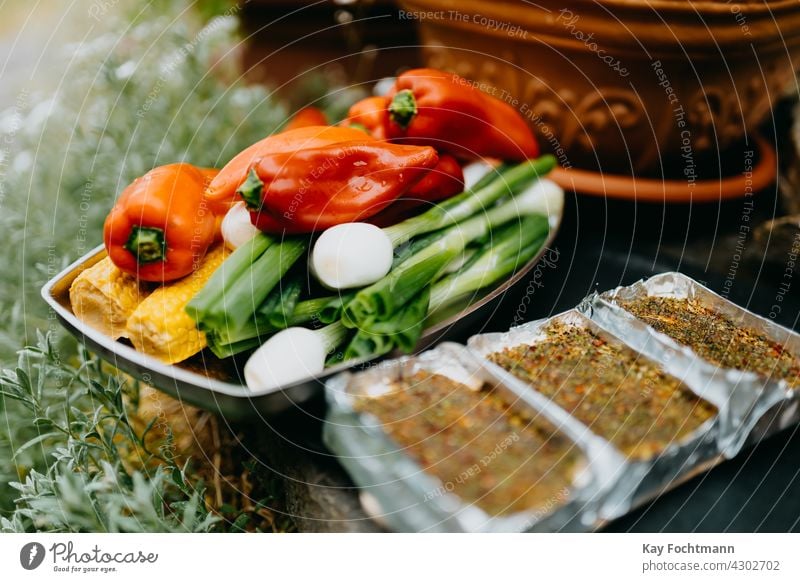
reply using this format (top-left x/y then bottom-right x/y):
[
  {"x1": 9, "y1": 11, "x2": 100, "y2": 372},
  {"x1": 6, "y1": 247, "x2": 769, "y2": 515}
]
[{"x1": 249, "y1": 415, "x2": 383, "y2": 533}]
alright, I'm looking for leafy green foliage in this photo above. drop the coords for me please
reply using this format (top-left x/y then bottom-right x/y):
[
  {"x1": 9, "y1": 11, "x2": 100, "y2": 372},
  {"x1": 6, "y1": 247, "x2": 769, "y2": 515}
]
[
  {"x1": 0, "y1": 333, "x2": 218, "y2": 532},
  {"x1": 0, "y1": 3, "x2": 293, "y2": 531}
]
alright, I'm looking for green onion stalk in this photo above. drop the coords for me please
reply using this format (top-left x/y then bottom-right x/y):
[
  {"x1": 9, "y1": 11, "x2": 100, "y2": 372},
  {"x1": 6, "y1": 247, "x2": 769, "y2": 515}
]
[
  {"x1": 383, "y1": 157, "x2": 552, "y2": 246},
  {"x1": 258, "y1": 276, "x2": 303, "y2": 329},
  {"x1": 205, "y1": 293, "x2": 354, "y2": 359},
  {"x1": 343, "y1": 287, "x2": 431, "y2": 360},
  {"x1": 186, "y1": 233, "x2": 307, "y2": 334},
  {"x1": 310, "y1": 156, "x2": 556, "y2": 290},
  {"x1": 341, "y1": 214, "x2": 550, "y2": 361},
  {"x1": 186, "y1": 233, "x2": 273, "y2": 327},
  {"x1": 429, "y1": 214, "x2": 549, "y2": 314},
  {"x1": 343, "y1": 172, "x2": 562, "y2": 327}
]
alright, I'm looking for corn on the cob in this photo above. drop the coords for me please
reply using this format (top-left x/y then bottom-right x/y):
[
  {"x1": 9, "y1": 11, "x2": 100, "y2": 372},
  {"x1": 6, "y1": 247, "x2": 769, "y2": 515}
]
[
  {"x1": 69, "y1": 257, "x2": 150, "y2": 339},
  {"x1": 126, "y1": 245, "x2": 227, "y2": 364}
]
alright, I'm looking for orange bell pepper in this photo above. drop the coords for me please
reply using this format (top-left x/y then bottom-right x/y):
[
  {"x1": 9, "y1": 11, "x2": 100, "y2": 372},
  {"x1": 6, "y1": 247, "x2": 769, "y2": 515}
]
[
  {"x1": 104, "y1": 163, "x2": 219, "y2": 282},
  {"x1": 284, "y1": 106, "x2": 329, "y2": 131},
  {"x1": 204, "y1": 125, "x2": 375, "y2": 216},
  {"x1": 342, "y1": 96, "x2": 390, "y2": 140},
  {"x1": 385, "y1": 68, "x2": 539, "y2": 161},
  {"x1": 238, "y1": 141, "x2": 439, "y2": 233}
]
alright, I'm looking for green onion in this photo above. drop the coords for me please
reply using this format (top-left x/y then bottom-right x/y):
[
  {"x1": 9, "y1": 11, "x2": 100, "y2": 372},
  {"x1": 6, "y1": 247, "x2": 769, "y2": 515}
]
[
  {"x1": 429, "y1": 215, "x2": 549, "y2": 314},
  {"x1": 383, "y1": 155, "x2": 555, "y2": 246},
  {"x1": 344, "y1": 174, "x2": 558, "y2": 326},
  {"x1": 243, "y1": 322, "x2": 348, "y2": 390},
  {"x1": 317, "y1": 292, "x2": 355, "y2": 324},
  {"x1": 310, "y1": 157, "x2": 554, "y2": 290},
  {"x1": 191, "y1": 237, "x2": 307, "y2": 333},
  {"x1": 206, "y1": 294, "x2": 352, "y2": 358},
  {"x1": 339, "y1": 216, "x2": 549, "y2": 362},
  {"x1": 343, "y1": 287, "x2": 430, "y2": 360},
  {"x1": 186, "y1": 233, "x2": 273, "y2": 327},
  {"x1": 258, "y1": 276, "x2": 302, "y2": 329},
  {"x1": 391, "y1": 228, "x2": 450, "y2": 268},
  {"x1": 343, "y1": 243, "x2": 458, "y2": 327},
  {"x1": 206, "y1": 336, "x2": 263, "y2": 360},
  {"x1": 469, "y1": 161, "x2": 513, "y2": 191}
]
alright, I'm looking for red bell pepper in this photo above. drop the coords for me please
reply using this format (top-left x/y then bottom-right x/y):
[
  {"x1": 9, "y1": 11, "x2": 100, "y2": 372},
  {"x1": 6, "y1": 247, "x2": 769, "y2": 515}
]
[
  {"x1": 342, "y1": 96, "x2": 390, "y2": 140},
  {"x1": 204, "y1": 125, "x2": 376, "y2": 216},
  {"x1": 385, "y1": 68, "x2": 539, "y2": 161},
  {"x1": 407, "y1": 154, "x2": 464, "y2": 203},
  {"x1": 284, "y1": 106, "x2": 329, "y2": 131},
  {"x1": 237, "y1": 141, "x2": 439, "y2": 233}
]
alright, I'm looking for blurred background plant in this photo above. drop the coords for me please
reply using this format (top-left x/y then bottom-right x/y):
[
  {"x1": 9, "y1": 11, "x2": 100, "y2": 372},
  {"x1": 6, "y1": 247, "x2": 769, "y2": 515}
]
[{"x1": 0, "y1": 0, "x2": 306, "y2": 532}]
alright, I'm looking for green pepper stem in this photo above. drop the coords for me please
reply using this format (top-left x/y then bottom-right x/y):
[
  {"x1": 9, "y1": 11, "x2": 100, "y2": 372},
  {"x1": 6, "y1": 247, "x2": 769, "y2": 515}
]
[
  {"x1": 388, "y1": 89, "x2": 418, "y2": 129},
  {"x1": 348, "y1": 122, "x2": 369, "y2": 134},
  {"x1": 124, "y1": 226, "x2": 166, "y2": 264},
  {"x1": 237, "y1": 168, "x2": 264, "y2": 210}
]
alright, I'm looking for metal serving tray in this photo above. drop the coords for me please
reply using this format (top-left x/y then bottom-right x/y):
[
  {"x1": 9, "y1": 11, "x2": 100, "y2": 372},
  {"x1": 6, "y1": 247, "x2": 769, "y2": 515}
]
[{"x1": 40, "y1": 200, "x2": 562, "y2": 419}]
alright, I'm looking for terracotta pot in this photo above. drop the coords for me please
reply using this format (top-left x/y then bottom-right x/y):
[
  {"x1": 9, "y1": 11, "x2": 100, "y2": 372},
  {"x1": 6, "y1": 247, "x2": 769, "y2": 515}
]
[
  {"x1": 241, "y1": 1, "x2": 419, "y2": 90},
  {"x1": 400, "y1": 0, "x2": 800, "y2": 175}
]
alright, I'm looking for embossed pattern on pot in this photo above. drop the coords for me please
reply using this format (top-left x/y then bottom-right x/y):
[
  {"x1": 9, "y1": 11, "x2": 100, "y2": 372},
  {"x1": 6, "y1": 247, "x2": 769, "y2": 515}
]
[{"x1": 401, "y1": 0, "x2": 800, "y2": 174}]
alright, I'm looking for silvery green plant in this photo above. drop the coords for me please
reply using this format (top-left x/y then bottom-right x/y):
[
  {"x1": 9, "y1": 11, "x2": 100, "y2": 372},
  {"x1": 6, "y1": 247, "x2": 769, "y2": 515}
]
[
  {"x1": 0, "y1": 333, "x2": 219, "y2": 533},
  {"x1": 0, "y1": 3, "x2": 292, "y2": 531}
]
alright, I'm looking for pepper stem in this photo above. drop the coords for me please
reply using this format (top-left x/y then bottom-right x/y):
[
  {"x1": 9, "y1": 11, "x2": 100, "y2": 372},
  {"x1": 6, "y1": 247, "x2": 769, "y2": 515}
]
[
  {"x1": 348, "y1": 122, "x2": 369, "y2": 134},
  {"x1": 236, "y1": 168, "x2": 264, "y2": 210},
  {"x1": 124, "y1": 226, "x2": 166, "y2": 264},
  {"x1": 388, "y1": 89, "x2": 418, "y2": 129}
]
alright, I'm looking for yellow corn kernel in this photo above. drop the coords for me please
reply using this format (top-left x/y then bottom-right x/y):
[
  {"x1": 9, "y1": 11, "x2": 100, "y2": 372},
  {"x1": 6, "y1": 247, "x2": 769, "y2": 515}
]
[
  {"x1": 69, "y1": 257, "x2": 150, "y2": 339},
  {"x1": 126, "y1": 245, "x2": 227, "y2": 364}
]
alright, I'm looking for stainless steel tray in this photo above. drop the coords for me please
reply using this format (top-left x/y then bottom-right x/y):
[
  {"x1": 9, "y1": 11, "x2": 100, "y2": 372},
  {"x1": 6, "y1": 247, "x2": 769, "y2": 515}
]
[{"x1": 40, "y1": 202, "x2": 562, "y2": 419}]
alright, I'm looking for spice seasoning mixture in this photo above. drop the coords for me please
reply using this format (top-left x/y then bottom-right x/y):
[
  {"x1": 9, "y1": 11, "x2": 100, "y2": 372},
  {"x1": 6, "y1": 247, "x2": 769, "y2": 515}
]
[
  {"x1": 488, "y1": 322, "x2": 717, "y2": 460},
  {"x1": 616, "y1": 296, "x2": 800, "y2": 388},
  {"x1": 355, "y1": 371, "x2": 581, "y2": 517}
]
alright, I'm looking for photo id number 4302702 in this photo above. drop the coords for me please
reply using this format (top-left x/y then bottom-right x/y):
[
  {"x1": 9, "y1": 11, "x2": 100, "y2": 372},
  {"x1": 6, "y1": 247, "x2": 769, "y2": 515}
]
[{"x1": 642, "y1": 560, "x2": 781, "y2": 574}]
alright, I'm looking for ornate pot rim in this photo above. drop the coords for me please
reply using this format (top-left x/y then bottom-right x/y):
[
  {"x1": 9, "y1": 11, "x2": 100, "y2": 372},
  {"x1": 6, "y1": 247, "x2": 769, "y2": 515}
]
[{"x1": 400, "y1": 0, "x2": 800, "y2": 51}]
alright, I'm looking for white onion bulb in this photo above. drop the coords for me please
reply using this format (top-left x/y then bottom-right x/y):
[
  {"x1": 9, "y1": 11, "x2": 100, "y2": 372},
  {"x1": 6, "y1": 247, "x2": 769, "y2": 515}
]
[
  {"x1": 244, "y1": 327, "x2": 326, "y2": 392},
  {"x1": 519, "y1": 178, "x2": 564, "y2": 222},
  {"x1": 311, "y1": 222, "x2": 394, "y2": 289},
  {"x1": 221, "y1": 202, "x2": 260, "y2": 250}
]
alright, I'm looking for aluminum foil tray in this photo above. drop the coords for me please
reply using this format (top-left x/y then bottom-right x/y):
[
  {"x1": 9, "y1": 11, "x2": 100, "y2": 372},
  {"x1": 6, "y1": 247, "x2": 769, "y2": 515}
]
[{"x1": 326, "y1": 274, "x2": 800, "y2": 531}]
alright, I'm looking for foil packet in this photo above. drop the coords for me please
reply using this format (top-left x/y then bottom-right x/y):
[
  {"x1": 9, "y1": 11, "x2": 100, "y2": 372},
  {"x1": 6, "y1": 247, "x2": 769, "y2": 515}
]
[
  {"x1": 466, "y1": 310, "x2": 720, "y2": 521},
  {"x1": 579, "y1": 272, "x2": 800, "y2": 458},
  {"x1": 325, "y1": 273, "x2": 799, "y2": 531},
  {"x1": 323, "y1": 342, "x2": 624, "y2": 532}
]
